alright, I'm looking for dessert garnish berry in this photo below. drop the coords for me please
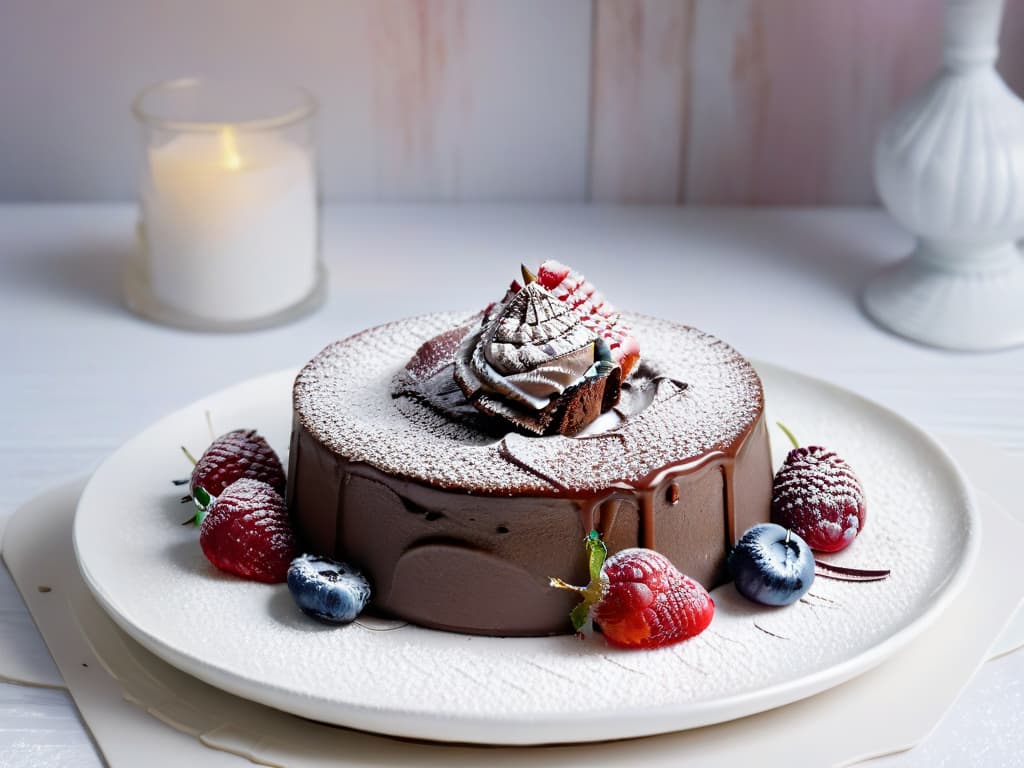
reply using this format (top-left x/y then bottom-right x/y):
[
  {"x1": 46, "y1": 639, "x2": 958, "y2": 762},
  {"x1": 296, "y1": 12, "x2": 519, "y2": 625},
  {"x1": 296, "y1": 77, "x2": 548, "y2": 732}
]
[
  {"x1": 199, "y1": 478, "x2": 298, "y2": 584},
  {"x1": 550, "y1": 531, "x2": 714, "y2": 649},
  {"x1": 180, "y1": 428, "x2": 286, "y2": 526},
  {"x1": 287, "y1": 554, "x2": 372, "y2": 624},
  {"x1": 770, "y1": 422, "x2": 866, "y2": 553},
  {"x1": 536, "y1": 260, "x2": 641, "y2": 379},
  {"x1": 729, "y1": 523, "x2": 815, "y2": 606}
]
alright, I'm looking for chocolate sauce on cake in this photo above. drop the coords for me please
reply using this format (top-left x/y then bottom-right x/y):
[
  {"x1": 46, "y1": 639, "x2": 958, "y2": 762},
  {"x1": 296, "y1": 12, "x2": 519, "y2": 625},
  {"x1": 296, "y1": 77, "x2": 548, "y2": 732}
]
[{"x1": 288, "y1": 312, "x2": 772, "y2": 636}]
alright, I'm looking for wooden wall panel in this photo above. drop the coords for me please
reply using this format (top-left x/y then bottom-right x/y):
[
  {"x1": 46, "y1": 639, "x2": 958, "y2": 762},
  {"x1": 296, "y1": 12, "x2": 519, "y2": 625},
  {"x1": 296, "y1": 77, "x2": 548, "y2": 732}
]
[
  {"x1": 363, "y1": 0, "x2": 592, "y2": 201},
  {"x1": 1000, "y1": 0, "x2": 1024, "y2": 93},
  {"x1": 0, "y1": 0, "x2": 593, "y2": 202},
  {"x1": 1, "y1": 0, "x2": 1022, "y2": 204},
  {"x1": 683, "y1": 0, "x2": 943, "y2": 205},
  {"x1": 588, "y1": 0, "x2": 693, "y2": 203}
]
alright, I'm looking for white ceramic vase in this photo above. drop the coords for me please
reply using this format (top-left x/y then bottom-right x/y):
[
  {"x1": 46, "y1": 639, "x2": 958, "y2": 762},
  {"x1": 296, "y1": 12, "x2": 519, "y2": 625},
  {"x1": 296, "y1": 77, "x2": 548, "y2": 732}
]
[{"x1": 865, "y1": 0, "x2": 1024, "y2": 351}]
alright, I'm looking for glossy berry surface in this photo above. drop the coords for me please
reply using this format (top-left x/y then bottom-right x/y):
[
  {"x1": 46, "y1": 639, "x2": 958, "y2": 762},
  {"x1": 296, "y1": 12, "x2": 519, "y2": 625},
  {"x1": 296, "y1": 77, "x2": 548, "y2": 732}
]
[
  {"x1": 287, "y1": 555, "x2": 372, "y2": 624},
  {"x1": 595, "y1": 548, "x2": 714, "y2": 650},
  {"x1": 771, "y1": 445, "x2": 865, "y2": 553},
  {"x1": 199, "y1": 478, "x2": 297, "y2": 583},
  {"x1": 536, "y1": 259, "x2": 641, "y2": 378},
  {"x1": 729, "y1": 523, "x2": 815, "y2": 606},
  {"x1": 191, "y1": 429, "x2": 286, "y2": 498}
]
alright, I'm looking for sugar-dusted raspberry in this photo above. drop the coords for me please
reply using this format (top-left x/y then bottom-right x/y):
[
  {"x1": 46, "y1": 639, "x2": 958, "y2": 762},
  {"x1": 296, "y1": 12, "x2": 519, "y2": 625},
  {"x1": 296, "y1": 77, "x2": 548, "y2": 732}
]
[
  {"x1": 537, "y1": 260, "x2": 641, "y2": 378},
  {"x1": 770, "y1": 424, "x2": 866, "y2": 553},
  {"x1": 550, "y1": 532, "x2": 714, "y2": 650},
  {"x1": 190, "y1": 429, "x2": 286, "y2": 498},
  {"x1": 200, "y1": 478, "x2": 297, "y2": 583},
  {"x1": 596, "y1": 548, "x2": 715, "y2": 649}
]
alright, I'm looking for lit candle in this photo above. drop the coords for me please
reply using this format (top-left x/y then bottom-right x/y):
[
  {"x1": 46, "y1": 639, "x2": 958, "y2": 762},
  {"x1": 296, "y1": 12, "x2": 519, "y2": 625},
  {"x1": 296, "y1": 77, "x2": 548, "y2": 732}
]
[{"x1": 141, "y1": 125, "x2": 317, "y2": 322}]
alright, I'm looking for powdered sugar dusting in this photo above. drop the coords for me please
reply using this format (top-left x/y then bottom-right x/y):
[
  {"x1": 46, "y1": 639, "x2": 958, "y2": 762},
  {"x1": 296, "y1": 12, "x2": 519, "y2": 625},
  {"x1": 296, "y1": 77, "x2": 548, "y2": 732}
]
[
  {"x1": 293, "y1": 312, "x2": 763, "y2": 495},
  {"x1": 73, "y1": 362, "x2": 980, "y2": 739}
]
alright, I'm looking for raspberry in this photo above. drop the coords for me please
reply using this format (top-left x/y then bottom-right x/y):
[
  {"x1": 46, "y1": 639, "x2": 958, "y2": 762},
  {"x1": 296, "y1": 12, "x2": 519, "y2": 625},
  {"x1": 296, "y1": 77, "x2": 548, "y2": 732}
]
[
  {"x1": 536, "y1": 260, "x2": 641, "y2": 378},
  {"x1": 200, "y1": 478, "x2": 297, "y2": 583},
  {"x1": 770, "y1": 424, "x2": 866, "y2": 553},
  {"x1": 596, "y1": 549, "x2": 715, "y2": 649},
  {"x1": 190, "y1": 429, "x2": 286, "y2": 498},
  {"x1": 550, "y1": 532, "x2": 714, "y2": 650}
]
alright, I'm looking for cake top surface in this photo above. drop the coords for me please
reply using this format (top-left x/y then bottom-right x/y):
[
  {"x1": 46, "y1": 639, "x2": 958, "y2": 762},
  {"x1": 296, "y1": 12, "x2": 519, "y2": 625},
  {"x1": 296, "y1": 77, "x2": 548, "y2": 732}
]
[{"x1": 293, "y1": 312, "x2": 764, "y2": 495}]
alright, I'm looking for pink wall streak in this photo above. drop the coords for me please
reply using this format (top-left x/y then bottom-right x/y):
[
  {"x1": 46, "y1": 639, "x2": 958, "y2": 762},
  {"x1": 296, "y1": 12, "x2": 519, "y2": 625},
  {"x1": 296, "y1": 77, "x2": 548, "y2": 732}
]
[
  {"x1": 589, "y1": 0, "x2": 1024, "y2": 205},
  {"x1": 684, "y1": 0, "x2": 943, "y2": 205},
  {"x1": 2, "y1": 0, "x2": 1021, "y2": 203}
]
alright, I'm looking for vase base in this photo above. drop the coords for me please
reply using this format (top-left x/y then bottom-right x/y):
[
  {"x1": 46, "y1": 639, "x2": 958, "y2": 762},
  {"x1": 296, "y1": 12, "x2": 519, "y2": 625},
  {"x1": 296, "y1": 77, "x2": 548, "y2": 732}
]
[{"x1": 863, "y1": 243, "x2": 1024, "y2": 352}]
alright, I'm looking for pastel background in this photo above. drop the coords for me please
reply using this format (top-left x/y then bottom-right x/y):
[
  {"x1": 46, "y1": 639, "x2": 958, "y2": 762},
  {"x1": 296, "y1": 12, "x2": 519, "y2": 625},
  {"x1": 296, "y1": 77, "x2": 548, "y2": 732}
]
[{"x1": 2, "y1": 0, "x2": 1023, "y2": 204}]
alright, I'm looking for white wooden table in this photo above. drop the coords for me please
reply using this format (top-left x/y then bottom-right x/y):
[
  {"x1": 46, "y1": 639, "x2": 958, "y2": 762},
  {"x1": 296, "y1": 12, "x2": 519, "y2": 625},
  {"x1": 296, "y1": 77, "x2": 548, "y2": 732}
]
[{"x1": 1, "y1": 204, "x2": 1022, "y2": 766}]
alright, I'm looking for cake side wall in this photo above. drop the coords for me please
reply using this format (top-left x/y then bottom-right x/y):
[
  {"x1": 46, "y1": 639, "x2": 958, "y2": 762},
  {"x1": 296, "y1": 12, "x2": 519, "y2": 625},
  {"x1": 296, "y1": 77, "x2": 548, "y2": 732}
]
[
  {"x1": 731, "y1": 415, "x2": 774, "y2": 546},
  {"x1": 339, "y1": 471, "x2": 585, "y2": 636},
  {"x1": 287, "y1": 410, "x2": 773, "y2": 637},
  {"x1": 287, "y1": 417, "x2": 340, "y2": 557}
]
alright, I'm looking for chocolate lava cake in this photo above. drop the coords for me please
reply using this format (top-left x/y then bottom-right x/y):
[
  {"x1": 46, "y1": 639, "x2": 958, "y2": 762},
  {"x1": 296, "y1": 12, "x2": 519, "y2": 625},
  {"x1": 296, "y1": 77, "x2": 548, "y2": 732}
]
[{"x1": 287, "y1": 265, "x2": 772, "y2": 636}]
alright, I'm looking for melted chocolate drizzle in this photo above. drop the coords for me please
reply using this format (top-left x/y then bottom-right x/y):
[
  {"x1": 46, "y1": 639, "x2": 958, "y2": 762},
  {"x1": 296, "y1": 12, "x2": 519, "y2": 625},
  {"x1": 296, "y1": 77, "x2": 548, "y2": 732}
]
[{"x1": 566, "y1": 442, "x2": 751, "y2": 553}]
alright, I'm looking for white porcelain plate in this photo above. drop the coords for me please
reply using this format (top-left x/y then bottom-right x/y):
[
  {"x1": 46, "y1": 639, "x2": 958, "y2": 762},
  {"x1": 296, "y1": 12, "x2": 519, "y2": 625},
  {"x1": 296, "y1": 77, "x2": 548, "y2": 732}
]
[{"x1": 74, "y1": 363, "x2": 979, "y2": 745}]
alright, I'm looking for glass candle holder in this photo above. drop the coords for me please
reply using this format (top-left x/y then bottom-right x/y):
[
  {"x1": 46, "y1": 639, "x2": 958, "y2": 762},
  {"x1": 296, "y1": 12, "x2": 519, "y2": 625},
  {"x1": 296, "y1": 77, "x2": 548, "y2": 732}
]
[{"x1": 127, "y1": 78, "x2": 324, "y2": 331}]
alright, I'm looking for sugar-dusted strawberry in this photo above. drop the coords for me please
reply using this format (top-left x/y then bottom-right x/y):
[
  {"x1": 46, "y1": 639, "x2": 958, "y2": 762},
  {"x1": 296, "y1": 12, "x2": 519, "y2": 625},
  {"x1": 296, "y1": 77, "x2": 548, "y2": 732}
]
[
  {"x1": 550, "y1": 531, "x2": 714, "y2": 649},
  {"x1": 770, "y1": 423, "x2": 866, "y2": 553},
  {"x1": 187, "y1": 429, "x2": 286, "y2": 499},
  {"x1": 199, "y1": 478, "x2": 297, "y2": 583},
  {"x1": 536, "y1": 260, "x2": 641, "y2": 378}
]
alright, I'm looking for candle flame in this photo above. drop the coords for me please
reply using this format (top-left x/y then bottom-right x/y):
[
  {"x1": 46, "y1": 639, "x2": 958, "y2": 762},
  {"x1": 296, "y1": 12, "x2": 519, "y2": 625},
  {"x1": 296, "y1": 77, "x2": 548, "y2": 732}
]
[{"x1": 219, "y1": 126, "x2": 242, "y2": 171}]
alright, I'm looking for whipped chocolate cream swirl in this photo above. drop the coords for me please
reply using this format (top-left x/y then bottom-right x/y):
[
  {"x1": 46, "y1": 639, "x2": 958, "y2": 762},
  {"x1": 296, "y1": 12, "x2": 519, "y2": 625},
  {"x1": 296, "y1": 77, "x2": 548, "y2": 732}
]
[
  {"x1": 472, "y1": 282, "x2": 596, "y2": 409},
  {"x1": 454, "y1": 277, "x2": 621, "y2": 436}
]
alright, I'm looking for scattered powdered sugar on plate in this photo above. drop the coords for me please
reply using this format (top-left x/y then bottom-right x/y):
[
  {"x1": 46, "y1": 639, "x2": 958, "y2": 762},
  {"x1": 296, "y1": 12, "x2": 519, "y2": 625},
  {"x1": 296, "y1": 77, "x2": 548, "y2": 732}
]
[
  {"x1": 73, "y1": 362, "x2": 979, "y2": 742},
  {"x1": 293, "y1": 312, "x2": 763, "y2": 495}
]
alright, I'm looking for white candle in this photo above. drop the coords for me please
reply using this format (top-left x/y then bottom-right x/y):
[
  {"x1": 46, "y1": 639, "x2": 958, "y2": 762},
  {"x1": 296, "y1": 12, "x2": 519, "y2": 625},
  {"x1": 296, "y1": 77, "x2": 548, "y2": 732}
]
[{"x1": 141, "y1": 126, "x2": 317, "y2": 322}]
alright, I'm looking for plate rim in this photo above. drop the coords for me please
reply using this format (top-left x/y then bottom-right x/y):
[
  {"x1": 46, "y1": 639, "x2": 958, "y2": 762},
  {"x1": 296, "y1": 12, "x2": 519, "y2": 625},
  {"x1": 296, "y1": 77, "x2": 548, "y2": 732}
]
[{"x1": 73, "y1": 362, "x2": 981, "y2": 745}]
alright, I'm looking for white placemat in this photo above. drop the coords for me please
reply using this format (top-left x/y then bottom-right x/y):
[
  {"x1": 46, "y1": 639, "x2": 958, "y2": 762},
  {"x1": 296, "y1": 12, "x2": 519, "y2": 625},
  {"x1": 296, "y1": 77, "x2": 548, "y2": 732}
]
[{"x1": 0, "y1": 513, "x2": 65, "y2": 690}]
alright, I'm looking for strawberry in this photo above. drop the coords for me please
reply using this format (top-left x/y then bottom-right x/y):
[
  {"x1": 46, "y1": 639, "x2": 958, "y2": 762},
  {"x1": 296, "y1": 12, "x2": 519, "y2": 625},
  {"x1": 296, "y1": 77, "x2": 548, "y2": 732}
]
[
  {"x1": 187, "y1": 429, "x2": 286, "y2": 499},
  {"x1": 199, "y1": 478, "x2": 298, "y2": 583},
  {"x1": 536, "y1": 260, "x2": 641, "y2": 378},
  {"x1": 550, "y1": 531, "x2": 714, "y2": 649},
  {"x1": 770, "y1": 423, "x2": 866, "y2": 553}
]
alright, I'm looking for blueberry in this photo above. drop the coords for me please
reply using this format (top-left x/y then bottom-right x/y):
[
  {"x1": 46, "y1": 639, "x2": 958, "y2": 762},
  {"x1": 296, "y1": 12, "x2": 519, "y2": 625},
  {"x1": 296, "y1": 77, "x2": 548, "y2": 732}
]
[
  {"x1": 286, "y1": 554, "x2": 372, "y2": 624},
  {"x1": 728, "y1": 523, "x2": 815, "y2": 606}
]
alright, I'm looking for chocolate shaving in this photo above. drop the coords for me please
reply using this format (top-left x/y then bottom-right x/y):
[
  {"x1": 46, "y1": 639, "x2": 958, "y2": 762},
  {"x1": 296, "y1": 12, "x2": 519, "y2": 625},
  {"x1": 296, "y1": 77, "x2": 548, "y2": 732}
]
[
  {"x1": 814, "y1": 560, "x2": 891, "y2": 582},
  {"x1": 753, "y1": 622, "x2": 789, "y2": 640}
]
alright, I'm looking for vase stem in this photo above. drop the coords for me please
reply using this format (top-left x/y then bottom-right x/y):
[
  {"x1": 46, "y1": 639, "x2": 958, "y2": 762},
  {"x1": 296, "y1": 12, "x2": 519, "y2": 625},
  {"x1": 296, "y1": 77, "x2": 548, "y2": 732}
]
[{"x1": 944, "y1": 0, "x2": 1005, "y2": 70}]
